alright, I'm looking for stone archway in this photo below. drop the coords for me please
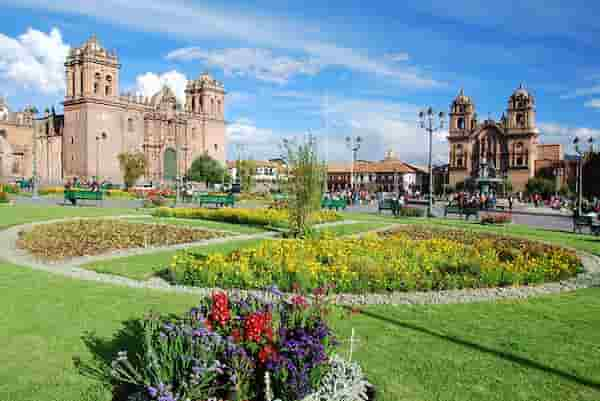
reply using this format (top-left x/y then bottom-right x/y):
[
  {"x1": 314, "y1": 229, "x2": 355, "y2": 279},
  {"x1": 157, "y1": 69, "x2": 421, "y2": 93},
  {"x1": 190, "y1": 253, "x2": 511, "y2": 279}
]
[{"x1": 163, "y1": 147, "x2": 177, "y2": 182}]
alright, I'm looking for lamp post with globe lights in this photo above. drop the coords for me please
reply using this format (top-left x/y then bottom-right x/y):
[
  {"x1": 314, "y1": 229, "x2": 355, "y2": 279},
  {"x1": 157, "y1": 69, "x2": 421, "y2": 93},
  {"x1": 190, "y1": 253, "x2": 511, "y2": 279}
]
[
  {"x1": 418, "y1": 107, "x2": 445, "y2": 217},
  {"x1": 573, "y1": 136, "x2": 594, "y2": 216},
  {"x1": 345, "y1": 135, "x2": 362, "y2": 191}
]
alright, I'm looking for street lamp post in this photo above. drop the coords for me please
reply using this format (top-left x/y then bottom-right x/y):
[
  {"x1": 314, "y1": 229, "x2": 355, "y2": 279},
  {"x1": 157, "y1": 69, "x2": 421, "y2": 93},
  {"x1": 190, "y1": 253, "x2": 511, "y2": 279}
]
[
  {"x1": 95, "y1": 132, "x2": 107, "y2": 183},
  {"x1": 345, "y1": 136, "x2": 362, "y2": 191},
  {"x1": 418, "y1": 107, "x2": 445, "y2": 217},
  {"x1": 573, "y1": 136, "x2": 594, "y2": 215}
]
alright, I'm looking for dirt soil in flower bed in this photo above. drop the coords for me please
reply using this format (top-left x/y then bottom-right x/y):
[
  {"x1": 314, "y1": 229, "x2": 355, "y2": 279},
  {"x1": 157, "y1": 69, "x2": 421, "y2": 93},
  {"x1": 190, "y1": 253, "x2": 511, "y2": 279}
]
[{"x1": 16, "y1": 219, "x2": 227, "y2": 261}]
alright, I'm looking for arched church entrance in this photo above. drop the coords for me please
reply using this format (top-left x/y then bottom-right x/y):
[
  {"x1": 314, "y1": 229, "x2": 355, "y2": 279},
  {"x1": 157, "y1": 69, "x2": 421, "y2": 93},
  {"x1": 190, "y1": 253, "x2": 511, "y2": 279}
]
[{"x1": 163, "y1": 147, "x2": 177, "y2": 182}]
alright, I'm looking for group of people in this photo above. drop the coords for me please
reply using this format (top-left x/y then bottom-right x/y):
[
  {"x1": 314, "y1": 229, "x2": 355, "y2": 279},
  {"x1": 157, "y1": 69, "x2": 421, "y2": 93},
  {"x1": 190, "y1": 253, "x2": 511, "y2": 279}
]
[
  {"x1": 64, "y1": 177, "x2": 106, "y2": 192},
  {"x1": 323, "y1": 189, "x2": 415, "y2": 207},
  {"x1": 452, "y1": 191, "x2": 505, "y2": 210}
]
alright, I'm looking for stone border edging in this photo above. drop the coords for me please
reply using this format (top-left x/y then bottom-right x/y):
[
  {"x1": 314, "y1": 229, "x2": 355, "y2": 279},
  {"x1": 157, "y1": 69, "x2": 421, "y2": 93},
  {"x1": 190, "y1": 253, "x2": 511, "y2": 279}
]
[{"x1": 0, "y1": 216, "x2": 598, "y2": 305}]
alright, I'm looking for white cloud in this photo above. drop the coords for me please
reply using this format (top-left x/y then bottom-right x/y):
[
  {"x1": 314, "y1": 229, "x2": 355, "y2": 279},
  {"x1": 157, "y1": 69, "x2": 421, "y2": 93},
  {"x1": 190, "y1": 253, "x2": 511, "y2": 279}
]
[
  {"x1": 539, "y1": 122, "x2": 600, "y2": 153},
  {"x1": 226, "y1": 118, "x2": 289, "y2": 160},
  {"x1": 0, "y1": 27, "x2": 69, "y2": 94},
  {"x1": 11, "y1": 0, "x2": 439, "y2": 87},
  {"x1": 584, "y1": 99, "x2": 600, "y2": 109},
  {"x1": 386, "y1": 52, "x2": 410, "y2": 62},
  {"x1": 167, "y1": 48, "x2": 321, "y2": 84},
  {"x1": 560, "y1": 85, "x2": 600, "y2": 100},
  {"x1": 134, "y1": 70, "x2": 187, "y2": 103}
]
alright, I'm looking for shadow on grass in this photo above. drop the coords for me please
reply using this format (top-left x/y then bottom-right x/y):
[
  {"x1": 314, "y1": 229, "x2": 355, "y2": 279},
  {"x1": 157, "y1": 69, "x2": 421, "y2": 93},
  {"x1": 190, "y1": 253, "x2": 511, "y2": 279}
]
[
  {"x1": 351, "y1": 306, "x2": 600, "y2": 392},
  {"x1": 74, "y1": 319, "x2": 145, "y2": 401}
]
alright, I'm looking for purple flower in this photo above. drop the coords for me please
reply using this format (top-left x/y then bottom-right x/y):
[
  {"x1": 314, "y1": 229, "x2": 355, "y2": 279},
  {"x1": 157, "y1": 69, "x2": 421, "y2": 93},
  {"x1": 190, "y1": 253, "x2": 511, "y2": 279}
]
[{"x1": 147, "y1": 386, "x2": 158, "y2": 398}]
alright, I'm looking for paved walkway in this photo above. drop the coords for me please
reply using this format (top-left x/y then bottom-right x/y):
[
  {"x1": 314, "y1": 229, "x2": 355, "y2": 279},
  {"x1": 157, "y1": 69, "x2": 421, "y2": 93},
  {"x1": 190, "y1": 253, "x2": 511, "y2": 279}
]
[{"x1": 0, "y1": 216, "x2": 598, "y2": 305}]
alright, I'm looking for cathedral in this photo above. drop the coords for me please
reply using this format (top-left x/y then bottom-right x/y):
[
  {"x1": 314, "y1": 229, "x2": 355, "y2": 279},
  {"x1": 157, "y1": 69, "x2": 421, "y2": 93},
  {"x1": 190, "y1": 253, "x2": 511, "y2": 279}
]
[
  {"x1": 0, "y1": 35, "x2": 227, "y2": 185},
  {"x1": 448, "y1": 85, "x2": 563, "y2": 192}
]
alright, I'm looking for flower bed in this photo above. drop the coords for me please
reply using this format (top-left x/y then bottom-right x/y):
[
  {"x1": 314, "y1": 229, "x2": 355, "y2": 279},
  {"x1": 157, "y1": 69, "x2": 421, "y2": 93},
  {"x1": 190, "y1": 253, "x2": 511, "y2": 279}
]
[
  {"x1": 398, "y1": 207, "x2": 424, "y2": 217},
  {"x1": 109, "y1": 291, "x2": 369, "y2": 401},
  {"x1": 0, "y1": 190, "x2": 9, "y2": 204},
  {"x1": 17, "y1": 219, "x2": 227, "y2": 261},
  {"x1": 168, "y1": 227, "x2": 582, "y2": 293},
  {"x1": 153, "y1": 207, "x2": 342, "y2": 228},
  {"x1": 38, "y1": 186, "x2": 137, "y2": 199},
  {"x1": 480, "y1": 213, "x2": 512, "y2": 225}
]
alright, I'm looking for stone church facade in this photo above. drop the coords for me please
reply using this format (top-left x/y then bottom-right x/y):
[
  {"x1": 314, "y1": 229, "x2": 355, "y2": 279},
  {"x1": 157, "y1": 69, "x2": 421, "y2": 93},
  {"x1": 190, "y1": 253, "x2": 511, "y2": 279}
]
[
  {"x1": 447, "y1": 85, "x2": 563, "y2": 192},
  {"x1": 0, "y1": 35, "x2": 227, "y2": 185}
]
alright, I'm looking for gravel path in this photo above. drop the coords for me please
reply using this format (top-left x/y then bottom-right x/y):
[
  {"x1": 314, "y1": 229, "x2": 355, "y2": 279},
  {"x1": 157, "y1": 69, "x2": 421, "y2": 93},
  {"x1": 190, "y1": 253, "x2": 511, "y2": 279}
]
[{"x1": 0, "y1": 216, "x2": 598, "y2": 305}]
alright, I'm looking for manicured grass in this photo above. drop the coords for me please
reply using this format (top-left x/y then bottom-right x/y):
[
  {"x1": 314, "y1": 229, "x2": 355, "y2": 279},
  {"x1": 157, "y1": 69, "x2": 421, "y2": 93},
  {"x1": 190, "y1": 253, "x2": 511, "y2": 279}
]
[
  {"x1": 82, "y1": 238, "x2": 265, "y2": 280},
  {"x1": 124, "y1": 216, "x2": 267, "y2": 234},
  {"x1": 0, "y1": 262, "x2": 198, "y2": 401},
  {"x1": 0, "y1": 204, "x2": 145, "y2": 229},
  {"x1": 314, "y1": 221, "x2": 392, "y2": 236},
  {"x1": 332, "y1": 289, "x2": 600, "y2": 401},
  {"x1": 2, "y1": 261, "x2": 600, "y2": 401}
]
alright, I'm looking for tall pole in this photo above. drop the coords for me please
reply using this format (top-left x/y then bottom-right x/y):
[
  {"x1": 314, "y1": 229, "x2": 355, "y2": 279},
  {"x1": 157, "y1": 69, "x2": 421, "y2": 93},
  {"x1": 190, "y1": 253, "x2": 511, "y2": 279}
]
[{"x1": 418, "y1": 107, "x2": 445, "y2": 218}]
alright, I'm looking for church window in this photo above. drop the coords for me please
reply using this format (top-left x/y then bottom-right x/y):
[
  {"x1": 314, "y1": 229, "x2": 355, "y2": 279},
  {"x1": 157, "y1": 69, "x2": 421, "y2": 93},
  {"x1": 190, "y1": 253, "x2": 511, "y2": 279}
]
[
  {"x1": 516, "y1": 113, "x2": 525, "y2": 128},
  {"x1": 456, "y1": 144, "x2": 464, "y2": 168},
  {"x1": 94, "y1": 83, "x2": 99, "y2": 94},
  {"x1": 217, "y1": 100, "x2": 222, "y2": 115},
  {"x1": 191, "y1": 97, "x2": 196, "y2": 112},
  {"x1": 210, "y1": 98, "x2": 214, "y2": 114},
  {"x1": 128, "y1": 118, "x2": 134, "y2": 132},
  {"x1": 516, "y1": 142, "x2": 524, "y2": 166},
  {"x1": 70, "y1": 137, "x2": 74, "y2": 144},
  {"x1": 105, "y1": 85, "x2": 111, "y2": 96},
  {"x1": 457, "y1": 117, "x2": 464, "y2": 130},
  {"x1": 214, "y1": 144, "x2": 218, "y2": 152}
]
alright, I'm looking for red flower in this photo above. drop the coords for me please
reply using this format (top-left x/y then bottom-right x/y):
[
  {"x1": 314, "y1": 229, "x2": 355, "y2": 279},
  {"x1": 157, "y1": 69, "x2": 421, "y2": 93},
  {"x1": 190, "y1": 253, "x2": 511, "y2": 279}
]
[
  {"x1": 258, "y1": 344, "x2": 277, "y2": 364},
  {"x1": 231, "y1": 328, "x2": 242, "y2": 343},
  {"x1": 244, "y1": 311, "x2": 273, "y2": 343},
  {"x1": 291, "y1": 295, "x2": 308, "y2": 309},
  {"x1": 209, "y1": 292, "x2": 230, "y2": 327}
]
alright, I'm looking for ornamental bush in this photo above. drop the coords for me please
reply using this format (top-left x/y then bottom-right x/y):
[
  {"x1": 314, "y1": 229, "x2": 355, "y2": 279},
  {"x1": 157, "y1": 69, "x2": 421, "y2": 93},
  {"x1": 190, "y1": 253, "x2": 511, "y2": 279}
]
[
  {"x1": 168, "y1": 227, "x2": 582, "y2": 293},
  {"x1": 153, "y1": 207, "x2": 342, "y2": 229},
  {"x1": 398, "y1": 207, "x2": 424, "y2": 217},
  {"x1": 110, "y1": 290, "x2": 341, "y2": 401},
  {"x1": 0, "y1": 190, "x2": 8, "y2": 203},
  {"x1": 480, "y1": 213, "x2": 512, "y2": 225}
]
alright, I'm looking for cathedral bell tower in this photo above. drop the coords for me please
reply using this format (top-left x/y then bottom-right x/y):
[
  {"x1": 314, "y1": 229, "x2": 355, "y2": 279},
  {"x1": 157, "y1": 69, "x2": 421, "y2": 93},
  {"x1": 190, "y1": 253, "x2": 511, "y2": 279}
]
[
  {"x1": 65, "y1": 35, "x2": 120, "y2": 100},
  {"x1": 449, "y1": 89, "x2": 477, "y2": 136},
  {"x1": 506, "y1": 84, "x2": 536, "y2": 130}
]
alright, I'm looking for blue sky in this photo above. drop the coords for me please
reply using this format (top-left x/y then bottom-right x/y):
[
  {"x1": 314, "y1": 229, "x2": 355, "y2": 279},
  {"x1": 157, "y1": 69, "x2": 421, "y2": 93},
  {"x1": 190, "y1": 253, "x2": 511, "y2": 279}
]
[{"x1": 2, "y1": 0, "x2": 600, "y2": 164}]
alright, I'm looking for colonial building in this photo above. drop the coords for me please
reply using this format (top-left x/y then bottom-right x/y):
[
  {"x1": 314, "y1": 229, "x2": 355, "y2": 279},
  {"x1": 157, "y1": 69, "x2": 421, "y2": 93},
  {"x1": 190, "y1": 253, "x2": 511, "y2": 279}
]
[
  {"x1": 447, "y1": 85, "x2": 563, "y2": 191},
  {"x1": 327, "y1": 150, "x2": 428, "y2": 193},
  {"x1": 0, "y1": 34, "x2": 227, "y2": 185},
  {"x1": 0, "y1": 97, "x2": 35, "y2": 179}
]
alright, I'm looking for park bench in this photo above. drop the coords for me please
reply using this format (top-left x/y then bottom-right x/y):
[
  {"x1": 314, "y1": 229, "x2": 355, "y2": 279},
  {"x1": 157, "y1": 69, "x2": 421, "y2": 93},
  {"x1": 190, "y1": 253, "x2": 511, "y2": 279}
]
[
  {"x1": 444, "y1": 205, "x2": 479, "y2": 220},
  {"x1": 321, "y1": 198, "x2": 347, "y2": 211},
  {"x1": 196, "y1": 194, "x2": 235, "y2": 208},
  {"x1": 272, "y1": 194, "x2": 289, "y2": 202},
  {"x1": 378, "y1": 198, "x2": 400, "y2": 214},
  {"x1": 64, "y1": 189, "x2": 104, "y2": 206},
  {"x1": 573, "y1": 215, "x2": 600, "y2": 235}
]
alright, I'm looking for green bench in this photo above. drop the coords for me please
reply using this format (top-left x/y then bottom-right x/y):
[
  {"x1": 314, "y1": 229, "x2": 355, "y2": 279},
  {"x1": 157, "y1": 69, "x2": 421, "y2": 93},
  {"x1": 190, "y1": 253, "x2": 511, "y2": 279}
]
[
  {"x1": 573, "y1": 215, "x2": 600, "y2": 235},
  {"x1": 444, "y1": 205, "x2": 479, "y2": 220},
  {"x1": 321, "y1": 198, "x2": 347, "y2": 211},
  {"x1": 272, "y1": 194, "x2": 288, "y2": 202},
  {"x1": 64, "y1": 189, "x2": 104, "y2": 206},
  {"x1": 196, "y1": 194, "x2": 235, "y2": 208},
  {"x1": 378, "y1": 198, "x2": 397, "y2": 213}
]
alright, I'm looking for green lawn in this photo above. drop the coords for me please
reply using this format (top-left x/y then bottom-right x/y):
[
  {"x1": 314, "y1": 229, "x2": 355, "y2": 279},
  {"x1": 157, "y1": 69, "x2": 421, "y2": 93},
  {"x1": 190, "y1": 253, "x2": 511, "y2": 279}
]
[
  {"x1": 0, "y1": 204, "x2": 145, "y2": 229},
  {"x1": 2, "y1": 261, "x2": 600, "y2": 401},
  {"x1": 0, "y1": 262, "x2": 198, "y2": 401},
  {"x1": 333, "y1": 289, "x2": 600, "y2": 401},
  {"x1": 82, "y1": 238, "x2": 266, "y2": 280},
  {"x1": 124, "y1": 216, "x2": 267, "y2": 234}
]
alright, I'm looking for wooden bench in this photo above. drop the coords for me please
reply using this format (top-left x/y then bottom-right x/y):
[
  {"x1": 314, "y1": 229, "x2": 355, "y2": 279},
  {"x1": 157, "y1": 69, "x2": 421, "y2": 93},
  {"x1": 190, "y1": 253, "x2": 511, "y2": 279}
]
[
  {"x1": 64, "y1": 189, "x2": 104, "y2": 206},
  {"x1": 196, "y1": 194, "x2": 235, "y2": 208},
  {"x1": 444, "y1": 205, "x2": 479, "y2": 220},
  {"x1": 321, "y1": 198, "x2": 347, "y2": 211}
]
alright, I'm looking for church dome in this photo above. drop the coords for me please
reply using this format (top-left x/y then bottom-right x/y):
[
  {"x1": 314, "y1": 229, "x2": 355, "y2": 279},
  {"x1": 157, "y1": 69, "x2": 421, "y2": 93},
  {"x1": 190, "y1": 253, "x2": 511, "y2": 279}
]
[
  {"x1": 512, "y1": 83, "x2": 531, "y2": 98},
  {"x1": 453, "y1": 88, "x2": 472, "y2": 105},
  {"x1": 151, "y1": 85, "x2": 177, "y2": 105}
]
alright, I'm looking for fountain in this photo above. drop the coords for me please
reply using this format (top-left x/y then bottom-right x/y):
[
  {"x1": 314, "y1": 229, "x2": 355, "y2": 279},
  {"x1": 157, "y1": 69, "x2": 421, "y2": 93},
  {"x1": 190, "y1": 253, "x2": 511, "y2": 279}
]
[{"x1": 474, "y1": 157, "x2": 504, "y2": 194}]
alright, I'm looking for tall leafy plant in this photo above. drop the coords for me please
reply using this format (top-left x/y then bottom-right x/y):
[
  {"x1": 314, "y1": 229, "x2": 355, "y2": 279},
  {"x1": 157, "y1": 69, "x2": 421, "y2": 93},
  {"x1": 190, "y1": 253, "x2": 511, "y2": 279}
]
[
  {"x1": 236, "y1": 159, "x2": 256, "y2": 193},
  {"x1": 283, "y1": 135, "x2": 326, "y2": 237},
  {"x1": 117, "y1": 152, "x2": 147, "y2": 189},
  {"x1": 187, "y1": 153, "x2": 228, "y2": 188}
]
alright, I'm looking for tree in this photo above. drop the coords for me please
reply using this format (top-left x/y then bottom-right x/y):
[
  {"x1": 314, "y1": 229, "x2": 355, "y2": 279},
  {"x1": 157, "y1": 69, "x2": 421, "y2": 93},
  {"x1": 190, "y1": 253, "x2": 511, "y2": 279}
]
[
  {"x1": 582, "y1": 152, "x2": 600, "y2": 199},
  {"x1": 525, "y1": 177, "x2": 555, "y2": 198},
  {"x1": 117, "y1": 152, "x2": 147, "y2": 189},
  {"x1": 186, "y1": 153, "x2": 228, "y2": 188},
  {"x1": 236, "y1": 159, "x2": 256, "y2": 193},
  {"x1": 282, "y1": 135, "x2": 326, "y2": 237},
  {"x1": 503, "y1": 178, "x2": 514, "y2": 195}
]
